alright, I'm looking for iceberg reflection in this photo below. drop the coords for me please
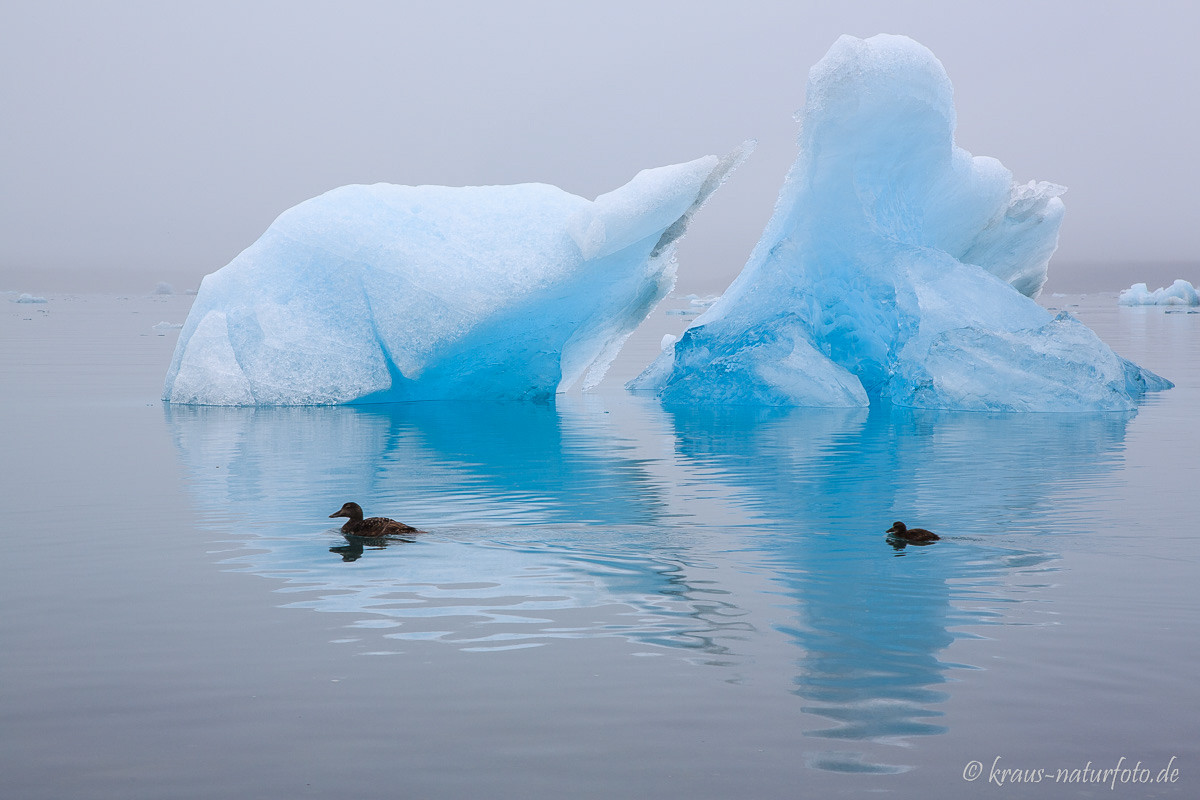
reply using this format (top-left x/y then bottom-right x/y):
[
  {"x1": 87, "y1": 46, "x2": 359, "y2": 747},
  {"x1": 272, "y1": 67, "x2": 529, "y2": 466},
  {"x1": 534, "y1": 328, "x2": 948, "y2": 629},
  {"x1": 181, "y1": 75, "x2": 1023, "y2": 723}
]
[
  {"x1": 660, "y1": 403, "x2": 1131, "y2": 771},
  {"x1": 164, "y1": 401, "x2": 755, "y2": 661},
  {"x1": 166, "y1": 399, "x2": 1132, "y2": 771}
]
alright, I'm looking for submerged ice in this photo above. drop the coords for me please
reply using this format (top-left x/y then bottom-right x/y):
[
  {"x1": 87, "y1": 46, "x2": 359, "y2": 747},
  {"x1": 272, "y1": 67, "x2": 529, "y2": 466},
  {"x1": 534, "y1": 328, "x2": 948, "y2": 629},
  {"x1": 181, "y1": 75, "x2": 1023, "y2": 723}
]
[
  {"x1": 164, "y1": 150, "x2": 745, "y2": 405},
  {"x1": 632, "y1": 34, "x2": 1169, "y2": 411}
]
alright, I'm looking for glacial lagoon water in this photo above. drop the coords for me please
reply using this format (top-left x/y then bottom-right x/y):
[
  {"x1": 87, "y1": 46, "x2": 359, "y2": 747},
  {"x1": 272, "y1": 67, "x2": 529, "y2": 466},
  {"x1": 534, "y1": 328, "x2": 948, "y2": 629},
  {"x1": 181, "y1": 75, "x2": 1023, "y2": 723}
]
[{"x1": 1, "y1": 288, "x2": 1197, "y2": 798}]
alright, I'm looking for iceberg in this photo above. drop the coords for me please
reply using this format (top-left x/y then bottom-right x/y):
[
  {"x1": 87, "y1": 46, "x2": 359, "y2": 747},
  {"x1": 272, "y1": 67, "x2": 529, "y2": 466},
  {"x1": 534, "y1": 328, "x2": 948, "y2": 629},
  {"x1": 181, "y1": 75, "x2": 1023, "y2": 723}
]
[
  {"x1": 164, "y1": 148, "x2": 747, "y2": 405},
  {"x1": 632, "y1": 34, "x2": 1170, "y2": 411},
  {"x1": 1118, "y1": 279, "x2": 1199, "y2": 306}
]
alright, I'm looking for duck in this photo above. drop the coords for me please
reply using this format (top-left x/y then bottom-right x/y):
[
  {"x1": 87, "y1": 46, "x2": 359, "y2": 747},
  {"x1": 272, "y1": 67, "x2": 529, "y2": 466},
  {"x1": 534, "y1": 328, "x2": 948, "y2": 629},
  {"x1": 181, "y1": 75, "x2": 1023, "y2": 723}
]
[
  {"x1": 329, "y1": 502, "x2": 419, "y2": 537},
  {"x1": 886, "y1": 521, "x2": 940, "y2": 543}
]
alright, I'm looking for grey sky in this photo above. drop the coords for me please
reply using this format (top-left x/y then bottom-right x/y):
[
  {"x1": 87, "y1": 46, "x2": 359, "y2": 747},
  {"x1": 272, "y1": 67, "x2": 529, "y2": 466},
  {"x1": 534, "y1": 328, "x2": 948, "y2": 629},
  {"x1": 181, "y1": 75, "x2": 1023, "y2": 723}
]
[{"x1": 2, "y1": 0, "x2": 1197, "y2": 293}]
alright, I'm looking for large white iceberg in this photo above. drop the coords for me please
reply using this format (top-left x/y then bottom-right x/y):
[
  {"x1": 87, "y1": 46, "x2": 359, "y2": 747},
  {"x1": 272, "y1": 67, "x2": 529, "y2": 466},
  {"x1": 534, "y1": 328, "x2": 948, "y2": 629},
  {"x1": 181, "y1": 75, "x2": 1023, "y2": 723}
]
[
  {"x1": 631, "y1": 34, "x2": 1170, "y2": 411},
  {"x1": 164, "y1": 149, "x2": 747, "y2": 405},
  {"x1": 1118, "y1": 279, "x2": 1199, "y2": 306}
]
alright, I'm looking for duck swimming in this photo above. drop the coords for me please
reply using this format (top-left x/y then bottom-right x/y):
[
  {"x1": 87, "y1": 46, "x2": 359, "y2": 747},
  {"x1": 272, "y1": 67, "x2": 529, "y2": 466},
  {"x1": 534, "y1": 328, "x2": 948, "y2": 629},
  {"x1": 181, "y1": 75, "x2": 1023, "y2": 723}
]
[
  {"x1": 329, "y1": 502, "x2": 419, "y2": 537},
  {"x1": 886, "y1": 521, "x2": 940, "y2": 542}
]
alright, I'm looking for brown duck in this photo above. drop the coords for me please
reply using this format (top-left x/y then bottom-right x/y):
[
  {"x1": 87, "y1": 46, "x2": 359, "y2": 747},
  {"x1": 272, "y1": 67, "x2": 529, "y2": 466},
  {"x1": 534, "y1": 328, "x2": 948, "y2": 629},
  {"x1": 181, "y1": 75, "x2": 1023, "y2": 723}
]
[
  {"x1": 329, "y1": 502, "x2": 419, "y2": 537},
  {"x1": 886, "y1": 521, "x2": 940, "y2": 542}
]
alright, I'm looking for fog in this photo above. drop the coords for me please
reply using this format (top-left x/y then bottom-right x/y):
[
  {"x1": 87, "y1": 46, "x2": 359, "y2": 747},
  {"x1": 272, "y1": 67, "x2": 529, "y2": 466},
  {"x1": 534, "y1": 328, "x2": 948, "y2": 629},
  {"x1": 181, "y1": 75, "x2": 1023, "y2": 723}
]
[{"x1": 2, "y1": 0, "x2": 1197, "y2": 294}]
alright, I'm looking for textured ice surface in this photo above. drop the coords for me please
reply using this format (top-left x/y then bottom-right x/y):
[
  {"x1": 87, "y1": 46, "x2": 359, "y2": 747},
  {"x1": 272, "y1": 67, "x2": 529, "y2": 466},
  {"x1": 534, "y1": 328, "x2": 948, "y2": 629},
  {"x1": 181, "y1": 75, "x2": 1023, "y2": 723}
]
[
  {"x1": 632, "y1": 35, "x2": 1169, "y2": 411},
  {"x1": 164, "y1": 149, "x2": 746, "y2": 405},
  {"x1": 14, "y1": 293, "x2": 48, "y2": 304},
  {"x1": 1119, "y1": 280, "x2": 1199, "y2": 306}
]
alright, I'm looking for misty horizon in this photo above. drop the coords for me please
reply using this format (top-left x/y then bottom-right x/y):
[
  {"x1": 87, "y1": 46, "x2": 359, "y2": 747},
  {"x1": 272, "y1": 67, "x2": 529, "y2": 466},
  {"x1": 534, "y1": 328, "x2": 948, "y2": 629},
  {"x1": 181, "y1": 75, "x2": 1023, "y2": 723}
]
[{"x1": 3, "y1": 2, "x2": 1198, "y2": 296}]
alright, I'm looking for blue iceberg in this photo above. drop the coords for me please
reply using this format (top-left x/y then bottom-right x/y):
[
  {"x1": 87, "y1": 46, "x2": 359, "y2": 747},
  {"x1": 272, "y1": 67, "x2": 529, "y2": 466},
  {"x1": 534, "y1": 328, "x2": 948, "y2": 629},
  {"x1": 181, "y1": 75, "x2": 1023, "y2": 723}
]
[
  {"x1": 632, "y1": 35, "x2": 1170, "y2": 411},
  {"x1": 164, "y1": 149, "x2": 747, "y2": 405},
  {"x1": 1119, "y1": 280, "x2": 1199, "y2": 306}
]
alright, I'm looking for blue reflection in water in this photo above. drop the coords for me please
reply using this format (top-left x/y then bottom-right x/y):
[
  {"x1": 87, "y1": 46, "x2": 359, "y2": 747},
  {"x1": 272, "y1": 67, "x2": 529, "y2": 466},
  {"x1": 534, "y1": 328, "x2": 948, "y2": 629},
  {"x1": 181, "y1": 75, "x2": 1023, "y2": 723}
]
[
  {"x1": 167, "y1": 400, "x2": 670, "y2": 526},
  {"x1": 165, "y1": 399, "x2": 1132, "y2": 772},
  {"x1": 659, "y1": 403, "x2": 1131, "y2": 772},
  {"x1": 165, "y1": 401, "x2": 751, "y2": 659}
]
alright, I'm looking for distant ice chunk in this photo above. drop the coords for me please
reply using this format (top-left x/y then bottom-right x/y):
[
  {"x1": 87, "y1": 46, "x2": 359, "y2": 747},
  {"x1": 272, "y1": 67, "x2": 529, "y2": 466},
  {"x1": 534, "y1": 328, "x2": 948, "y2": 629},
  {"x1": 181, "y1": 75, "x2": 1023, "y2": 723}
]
[
  {"x1": 164, "y1": 147, "x2": 748, "y2": 405},
  {"x1": 632, "y1": 35, "x2": 1169, "y2": 411},
  {"x1": 1118, "y1": 279, "x2": 1199, "y2": 306},
  {"x1": 154, "y1": 282, "x2": 175, "y2": 295},
  {"x1": 153, "y1": 321, "x2": 183, "y2": 330},
  {"x1": 15, "y1": 293, "x2": 48, "y2": 304}
]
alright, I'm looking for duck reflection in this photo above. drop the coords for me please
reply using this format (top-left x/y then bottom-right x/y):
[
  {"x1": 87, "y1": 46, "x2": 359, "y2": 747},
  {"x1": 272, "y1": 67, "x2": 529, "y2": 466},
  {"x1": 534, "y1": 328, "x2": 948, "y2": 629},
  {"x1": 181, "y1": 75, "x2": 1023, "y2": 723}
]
[
  {"x1": 329, "y1": 539, "x2": 365, "y2": 562},
  {"x1": 330, "y1": 533, "x2": 419, "y2": 562},
  {"x1": 886, "y1": 536, "x2": 938, "y2": 554}
]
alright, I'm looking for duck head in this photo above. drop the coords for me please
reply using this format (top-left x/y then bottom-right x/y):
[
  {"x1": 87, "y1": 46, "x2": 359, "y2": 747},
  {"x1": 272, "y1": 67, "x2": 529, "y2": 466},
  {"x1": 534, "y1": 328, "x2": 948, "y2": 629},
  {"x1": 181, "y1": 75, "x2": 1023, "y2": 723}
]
[
  {"x1": 329, "y1": 502, "x2": 364, "y2": 522},
  {"x1": 886, "y1": 521, "x2": 907, "y2": 535}
]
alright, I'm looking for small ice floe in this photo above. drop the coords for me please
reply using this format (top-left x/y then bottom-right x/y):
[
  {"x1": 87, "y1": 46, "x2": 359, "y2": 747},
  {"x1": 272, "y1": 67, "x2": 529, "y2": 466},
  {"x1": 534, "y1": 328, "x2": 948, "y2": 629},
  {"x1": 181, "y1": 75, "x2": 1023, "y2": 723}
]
[
  {"x1": 1118, "y1": 279, "x2": 1199, "y2": 306},
  {"x1": 153, "y1": 321, "x2": 184, "y2": 333},
  {"x1": 15, "y1": 293, "x2": 48, "y2": 304},
  {"x1": 666, "y1": 293, "x2": 719, "y2": 316},
  {"x1": 678, "y1": 292, "x2": 719, "y2": 308},
  {"x1": 154, "y1": 282, "x2": 175, "y2": 295}
]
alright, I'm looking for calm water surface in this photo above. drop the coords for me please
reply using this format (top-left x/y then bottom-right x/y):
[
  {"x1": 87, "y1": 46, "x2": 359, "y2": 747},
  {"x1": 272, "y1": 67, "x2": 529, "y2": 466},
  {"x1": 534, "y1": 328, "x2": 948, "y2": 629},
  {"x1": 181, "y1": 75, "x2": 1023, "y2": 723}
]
[{"x1": 1, "y1": 288, "x2": 1197, "y2": 798}]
